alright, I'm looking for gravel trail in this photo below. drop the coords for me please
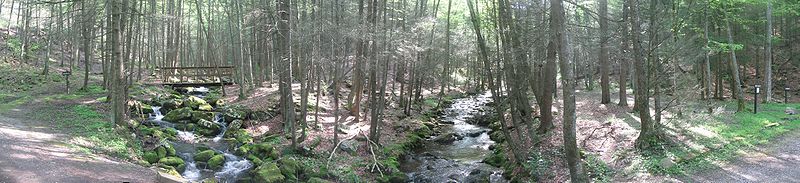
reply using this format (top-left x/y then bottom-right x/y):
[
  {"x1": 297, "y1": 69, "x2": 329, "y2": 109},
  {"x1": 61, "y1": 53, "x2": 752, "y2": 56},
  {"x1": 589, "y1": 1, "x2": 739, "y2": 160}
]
[
  {"x1": 691, "y1": 130, "x2": 800, "y2": 182},
  {"x1": 0, "y1": 114, "x2": 156, "y2": 183}
]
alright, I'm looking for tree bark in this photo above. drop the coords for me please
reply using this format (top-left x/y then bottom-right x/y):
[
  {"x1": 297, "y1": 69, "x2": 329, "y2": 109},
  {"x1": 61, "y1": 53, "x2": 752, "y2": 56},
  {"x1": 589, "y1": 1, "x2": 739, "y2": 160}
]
[{"x1": 599, "y1": 0, "x2": 610, "y2": 104}]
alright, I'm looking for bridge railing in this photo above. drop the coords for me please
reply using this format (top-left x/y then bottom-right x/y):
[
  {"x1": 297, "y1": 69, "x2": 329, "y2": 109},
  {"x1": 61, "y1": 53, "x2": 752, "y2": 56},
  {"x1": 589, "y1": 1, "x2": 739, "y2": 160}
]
[{"x1": 156, "y1": 66, "x2": 235, "y2": 86}]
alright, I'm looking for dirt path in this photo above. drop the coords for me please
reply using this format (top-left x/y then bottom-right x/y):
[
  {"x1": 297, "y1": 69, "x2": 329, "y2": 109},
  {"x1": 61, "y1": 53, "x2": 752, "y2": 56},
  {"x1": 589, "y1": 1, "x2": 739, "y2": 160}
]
[
  {"x1": 0, "y1": 113, "x2": 156, "y2": 183},
  {"x1": 691, "y1": 130, "x2": 800, "y2": 182}
]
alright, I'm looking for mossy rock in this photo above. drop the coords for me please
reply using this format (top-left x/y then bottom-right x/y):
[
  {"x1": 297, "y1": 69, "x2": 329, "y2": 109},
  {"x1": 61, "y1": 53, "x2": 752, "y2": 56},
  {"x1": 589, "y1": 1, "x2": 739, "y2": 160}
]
[
  {"x1": 220, "y1": 105, "x2": 250, "y2": 122},
  {"x1": 253, "y1": 162, "x2": 285, "y2": 183},
  {"x1": 198, "y1": 104, "x2": 213, "y2": 111},
  {"x1": 247, "y1": 154, "x2": 263, "y2": 165},
  {"x1": 191, "y1": 111, "x2": 214, "y2": 122},
  {"x1": 163, "y1": 107, "x2": 193, "y2": 122},
  {"x1": 229, "y1": 119, "x2": 244, "y2": 130},
  {"x1": 208, "y1": 154, "x2": 225, "y2": 170},
  {"x1": 164, "y1": 128, "x2": 178, "y2": 138},
  {"x1": 165, "y1": 144, "x2": 177, "y2": 156},
  {"x1": 185, "y1": 96, "x2": 209, "y2": 109},
  {"x1": 279, "y1": 158, "x2": 302, "y2": 181},
  {"x1": 489, "y1": 131, "x2": 505, "y2": 143},
  {"x1": 307, "y1": 177, "x2": 331, "y2": 183},
  {"x1": 235, "y1": 144, "x2": 253, "y2": 156},
  {"x1": 483, "y1": 152, "x2": 506, "y2": 167},
  {"x1": 160, "y1": 99, "x2": 183, "y2": 113},
  {"x1": 156, "y1": 146, "x2": 167, "y2": 159},
  {"x1": 158, "y1": 157, "x2": 186, "y2": 172},
  {"x1": 255, "y1": 143, "x2": 274, "y2": 154},
  {"x1": 234, "y1": 130, "x2": 253, "y2": 144},
  {"x1": 143, "y1": 151, "x2": 159, "y2": 164},
  {"x1": 194, "y1": 150, "x2": 217, "y2": 162}
]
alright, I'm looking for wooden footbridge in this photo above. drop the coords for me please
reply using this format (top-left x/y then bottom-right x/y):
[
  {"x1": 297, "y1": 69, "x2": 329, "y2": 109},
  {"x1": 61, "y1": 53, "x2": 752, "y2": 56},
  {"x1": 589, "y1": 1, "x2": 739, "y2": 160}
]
[{"x1": 150, "y1": 66, "x2": 236, "y2": 87}]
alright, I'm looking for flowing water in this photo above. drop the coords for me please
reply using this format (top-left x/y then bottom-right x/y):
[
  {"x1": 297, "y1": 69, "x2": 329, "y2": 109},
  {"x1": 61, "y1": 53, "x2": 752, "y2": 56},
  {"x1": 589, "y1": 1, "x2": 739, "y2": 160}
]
[
  {"x1": 146, "y1": 89, "x2": 252, "y2": 182},
  {"x1": 401, "y1": 92, "x2": 507, "y2": 183}
]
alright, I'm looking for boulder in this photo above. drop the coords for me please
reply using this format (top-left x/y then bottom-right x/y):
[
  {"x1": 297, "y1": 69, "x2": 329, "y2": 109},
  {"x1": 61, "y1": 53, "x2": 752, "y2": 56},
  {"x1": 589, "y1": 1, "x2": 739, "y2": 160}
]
[
  {"x1": 220, "y1": 105, "x2": 250, "y2": 123},
  {"x1": 191, "y1": 111, "x2": 214, "y2": 122},
  {"x1": 193, "y1": 150, "x2": 217, "y2": 162},
  {"x1": 229, "y1": 120, "x2": 244, "y2": 130},
  {"x1": 156, "y1": 169, "x2": 187, "y2": 183},
  {"x1": 482, "y1": 152, "x2": 505, "y2": 167},
  {"x1": 432, "y1": 132, "x2": 462, "y2": 144},
  {"x1": 339, "y1": 139, "x2": 358, "y2": 154},
  {"x1": 466, "y1": 130, "x2": 488, "y2": 138},
  {"x1": 254, "y1": 162, "x2": 285, "y2": 183},
  {"x1": 786, "y1": 107, "x2": 797, "y2": 115},
  {"x1": 208, "y1": 154, "x2": 225, "y2": 170},
  {"x1": 156, "y1": 146, "x2": 168, "y2": 159},
  {"x1": 198, "y1": 104, "x2": 214, "y2": 111},
  {"x1": 184, "y1": 96, "x2": 209, "y2": 109},
  {"x1": 163, "y1": 107, "x2": 193, "y2": 122},
  {"x1": 197, "y1": 119, "x2": 221, "y2": 132},
  {"x1": 143, "y1": 151, "x2": 159, "y2": 164},
  {"x1": 160, "y1": 99, "x2": 184, "y2": 114},
  {"x1": 158, "y1": 157, "x2": 186, "y2": 172},
  {"x1": 279, "y1": 158, "x2": 302, "y2": 181},
  {"x1": 464, "y1": 169, "x2": 491, "y2": 183},
  {"x1": 207, "y1": 97, "x2": 225, "y2": 108},
  {"x1": 249, "y1": 111, "x2": 272, "y2": 121}
]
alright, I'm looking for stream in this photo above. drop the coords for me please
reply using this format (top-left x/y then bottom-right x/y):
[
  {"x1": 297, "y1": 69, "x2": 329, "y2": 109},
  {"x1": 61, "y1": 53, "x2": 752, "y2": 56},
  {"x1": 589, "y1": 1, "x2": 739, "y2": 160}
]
[
  {"x1": 401, "y1": 92, "x2": 507, "y2": 183},
  {"x1": 146, "y1": 87, "x2": 252, "y2": 182}
]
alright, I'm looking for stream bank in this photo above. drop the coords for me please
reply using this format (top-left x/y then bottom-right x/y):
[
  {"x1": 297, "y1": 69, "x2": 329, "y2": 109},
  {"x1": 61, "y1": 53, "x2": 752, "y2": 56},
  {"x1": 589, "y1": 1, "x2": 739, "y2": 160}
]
[
  {"x1": 129, "y1": 86, "x2": 317, "y2": 182},
  {"x1": 400, "y1": 92, "x2": 508, "y2": 183}
]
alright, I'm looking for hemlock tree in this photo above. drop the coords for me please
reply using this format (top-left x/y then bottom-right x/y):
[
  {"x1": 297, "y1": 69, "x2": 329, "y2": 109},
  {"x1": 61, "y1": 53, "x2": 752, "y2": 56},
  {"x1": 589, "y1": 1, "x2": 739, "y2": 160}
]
[
  {"x1": 551, "y1": 0, "x2": 588, "y2": 181},
  {"x1": 276, "y1": 0, "x2": 297, "y2": 149}
]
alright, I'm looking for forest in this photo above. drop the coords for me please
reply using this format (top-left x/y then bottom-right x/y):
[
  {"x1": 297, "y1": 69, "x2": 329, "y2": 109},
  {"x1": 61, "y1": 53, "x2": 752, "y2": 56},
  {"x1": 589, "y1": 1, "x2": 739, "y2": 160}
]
[{"x1": 0, "y1": 0, "x2": 798, "y2": 182}]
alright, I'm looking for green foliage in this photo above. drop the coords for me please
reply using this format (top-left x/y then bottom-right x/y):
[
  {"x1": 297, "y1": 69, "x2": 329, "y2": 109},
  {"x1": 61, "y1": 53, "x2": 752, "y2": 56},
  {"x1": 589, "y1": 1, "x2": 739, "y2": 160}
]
[
  {"x1": 48, "y1": 105, "x2": 141, "y2": 159},
  {"x1": 584, "y1": 154, "x2": 614, "y2": 182},
  {"x1": 646, "y1": 103, "x2": 800, "y2": 176}
]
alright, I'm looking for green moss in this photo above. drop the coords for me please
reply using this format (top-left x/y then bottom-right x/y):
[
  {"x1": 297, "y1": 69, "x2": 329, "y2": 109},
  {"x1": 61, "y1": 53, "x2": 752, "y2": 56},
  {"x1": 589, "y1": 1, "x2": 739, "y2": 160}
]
[
  {"x1": 483, "y1": 147, "x2": 506, "y2": 167},
  {"x1": 279, "y1": 157, "x2": 301, "y2": 181},
  {"x1": 163, "y1": 107, "x2": 193, "y2": 122},
  {"x1": 159, "y1": 157, "x2": 186, "y2": 172},
  {"x1": 143, "y1": 151, "x2": 159, "y2": 164},
  {"x1": 194, "y1": 150, "x2": 217, "y2": 162},
  {"x1": 156, "y1": 146, "x2": 167, "y2": 159},
  {"x1": 254, "y1": 162, "x2": 285, "y2": 183},
  {"x1": 208, "y1": 154, "x2": 225, "y2": 170}
]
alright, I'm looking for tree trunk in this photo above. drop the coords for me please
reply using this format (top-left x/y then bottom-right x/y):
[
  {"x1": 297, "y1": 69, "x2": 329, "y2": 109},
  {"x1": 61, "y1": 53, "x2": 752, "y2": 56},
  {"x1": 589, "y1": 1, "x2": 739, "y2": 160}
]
[
  {"x1": 725, "y1": 17, "x2": 745, "y2": 112},
  {"x1": 631, "y1": 0, "x2": 656, "y2": 148},
  {"x1": 599, "y1": 0, "x2": 610, "y2": 104},
  {"x1": 764, "y1": 0, "x2": 773, "y2": 103},
  {"x1": 276, "y1": 0, "x2": 296, "y2": 149}
]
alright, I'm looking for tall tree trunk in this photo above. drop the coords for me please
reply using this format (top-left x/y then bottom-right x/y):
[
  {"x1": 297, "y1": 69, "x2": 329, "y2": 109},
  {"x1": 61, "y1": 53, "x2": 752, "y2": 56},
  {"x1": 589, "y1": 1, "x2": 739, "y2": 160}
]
[
  {"x1": 551, "y1": 0, "x2": 588, "y2": 181},
  {"x1": 725, "y1": 15, "x2": 745, "y2": 112},
  {"x1": 764, "y1": 0, "x2": 773, "y2": 103},
  {"x1": 111, "y1": 0, "x2": 127, "y2": 127},
  {"x1": 276, "y1": 0, "x2": 296, "y2": 149},
  {"x1": 631, "y1": 0, "x2": 656, "y2": 148},
  {"x1": 599, "y1": 0, "x2": 610, "y2": 104},
  {"x1": 619, "y1": 0, "x2": 630, "y2": 107}
]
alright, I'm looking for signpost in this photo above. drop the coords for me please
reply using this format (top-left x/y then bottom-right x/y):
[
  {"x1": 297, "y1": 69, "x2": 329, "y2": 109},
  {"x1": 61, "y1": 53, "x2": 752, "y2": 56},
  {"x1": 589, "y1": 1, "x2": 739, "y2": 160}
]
[
  {"x1": 787, "y1": 87, "x2": 791, "y2": 104},
  {"x1": 62, "y1": 70, "x2": 71, "y2": 94},
  {"x1": 754, "y1": 85, "x2": 761, "y2": 114}
]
